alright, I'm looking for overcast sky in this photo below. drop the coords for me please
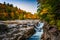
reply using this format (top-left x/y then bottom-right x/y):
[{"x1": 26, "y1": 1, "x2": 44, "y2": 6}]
[{"x1": 0, "y1": 0, "x2": 37, "y2": 14}]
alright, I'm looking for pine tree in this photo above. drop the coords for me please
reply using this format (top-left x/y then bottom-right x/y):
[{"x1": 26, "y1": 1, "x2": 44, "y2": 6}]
[{"x1": 37, "y1": 0, "x2": 60, "y2": 30}]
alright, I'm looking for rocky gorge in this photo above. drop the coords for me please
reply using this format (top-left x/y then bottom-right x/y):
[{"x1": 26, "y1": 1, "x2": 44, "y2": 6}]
[
  {"x1": 41, "y1": 22, "x2": 60, "y2": 40},
  {"x1": 0, "y1": 20, "x2": 40, "y2": 40},
  {"x1": 0, "y1": 24, "x2": 36, "y2": 40}
]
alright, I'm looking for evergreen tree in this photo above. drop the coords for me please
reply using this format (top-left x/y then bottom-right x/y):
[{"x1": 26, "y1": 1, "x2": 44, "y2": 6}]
[
  {"x1": 37, "y1": 0, "x2": 60, "y2": 30},
  {"x1": 4, "y1": 2, "x2": 6, "y2": 5}
]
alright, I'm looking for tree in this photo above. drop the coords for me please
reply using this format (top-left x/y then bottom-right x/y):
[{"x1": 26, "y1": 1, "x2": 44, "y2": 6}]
[
  {"x1": 4, "y1": 2, "x2": 6, "y2": 5},
  {"x1": 7, "y1": 3, "x2": 9, "y2": 6},
  {"x1": 10, "y1": 4, "x2": 13, "y2": 7},
  {"x1": 37, "y1": 0, "x2": 60, "y2": 30}
]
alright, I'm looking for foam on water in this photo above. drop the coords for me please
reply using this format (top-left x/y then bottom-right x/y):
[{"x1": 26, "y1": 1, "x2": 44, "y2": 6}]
[{"x1": 28, "y1": 22, "x2": 44, "y2": 40}]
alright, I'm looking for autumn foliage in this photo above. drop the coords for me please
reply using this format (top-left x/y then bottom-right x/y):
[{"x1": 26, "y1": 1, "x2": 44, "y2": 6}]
[
  {"x1": 37, "y1": 0, "x2": 60, "y2": 30},
  {"x1": 0, "y1": 2, "x2": 39, "y2": 20}
]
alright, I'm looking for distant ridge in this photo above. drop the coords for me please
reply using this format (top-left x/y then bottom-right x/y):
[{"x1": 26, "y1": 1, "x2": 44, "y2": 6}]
[{"x1": 0, "y1": 2, "x2": 39, "y2": 20}]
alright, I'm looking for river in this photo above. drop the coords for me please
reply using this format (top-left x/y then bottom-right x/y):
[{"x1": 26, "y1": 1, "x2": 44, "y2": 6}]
[
  {"x1": 7, "y1": 21, "x2": 44, "y2": 40},
  {"x1": 28, "y1": 22, "x2": 44, "y2": 40},
  {"x1": 0, "y1": 20, "x2": 44, "y2": 40}
]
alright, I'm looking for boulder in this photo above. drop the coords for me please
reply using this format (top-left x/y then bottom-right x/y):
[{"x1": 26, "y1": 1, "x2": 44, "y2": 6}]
[
  {"x1": 41, "y1": 22, "x2": 60, "y2": 40},
  {"x1": 0, "y1": 24, "x2": 35, "y2": 40}
]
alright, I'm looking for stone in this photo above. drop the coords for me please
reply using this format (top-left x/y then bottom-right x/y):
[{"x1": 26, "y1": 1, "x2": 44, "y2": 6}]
[
  {"x1": 41, "y1": 22, "x2": 60, "y2": 40},
  {"x1": 0, "y1": 24, "x2": 35, "y2": 40}
]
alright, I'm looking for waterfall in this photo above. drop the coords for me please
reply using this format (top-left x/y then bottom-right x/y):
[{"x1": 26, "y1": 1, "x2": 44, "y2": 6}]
[{"x1": 28, "y1": 22, "x2": 44, "y2": 40}]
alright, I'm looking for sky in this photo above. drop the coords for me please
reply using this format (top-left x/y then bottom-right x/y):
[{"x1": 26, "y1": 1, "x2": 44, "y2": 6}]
[{"x1": 0, "y1": 0, "x2": 37, "y2": 14}]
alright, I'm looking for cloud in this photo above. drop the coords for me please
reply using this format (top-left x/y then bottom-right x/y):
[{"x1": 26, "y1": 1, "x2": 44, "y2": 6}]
[{"x1": 0, "y1": 0, "x2": 37, "y2": 14}]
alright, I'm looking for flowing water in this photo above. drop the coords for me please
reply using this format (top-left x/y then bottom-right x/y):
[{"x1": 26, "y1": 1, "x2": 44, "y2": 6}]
[
  {"x1": 28, "y1": 22, "x2": 44, "y2": 40},
  {"x1": 0, "y1": 20, "x2": 44, "y2": 40},
  {"x1": 7, "y1": 21, "x2": 44, "y2": 40}
]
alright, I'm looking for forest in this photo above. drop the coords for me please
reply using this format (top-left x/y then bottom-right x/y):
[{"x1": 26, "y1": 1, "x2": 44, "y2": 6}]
[
  {"x1": 0, "y1": 2, "x2": 39, "y2": 20},
  {"x1": 37, "y1": 0, "x2": 60, "y2": 30}
]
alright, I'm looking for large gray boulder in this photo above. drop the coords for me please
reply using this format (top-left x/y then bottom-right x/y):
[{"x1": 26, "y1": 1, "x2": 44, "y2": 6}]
[
  {"x1": 0, "y1": 24, "x2": 35, "y2": 40},
  {"x1": 41, "y1": 22, "x2": 60, "y2": 40}
]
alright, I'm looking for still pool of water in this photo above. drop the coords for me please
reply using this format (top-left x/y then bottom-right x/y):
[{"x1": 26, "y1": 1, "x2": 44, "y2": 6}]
[{"x1": 28, "y1": 22, "x2": 44, "y2": 40}]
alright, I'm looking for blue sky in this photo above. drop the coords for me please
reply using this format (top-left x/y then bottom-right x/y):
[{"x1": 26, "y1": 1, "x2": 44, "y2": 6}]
[{"x1": 0, "y1": 0, "x2": 37, "y2": 14}]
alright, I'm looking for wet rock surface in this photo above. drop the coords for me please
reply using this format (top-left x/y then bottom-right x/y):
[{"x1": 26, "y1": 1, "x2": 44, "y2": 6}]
[
  {"x1": 41, "y1": 22, "x2": 60, "y2": 40},
  {"x1": 0, "y1": 24, "x2": 35, "y2": 40}
]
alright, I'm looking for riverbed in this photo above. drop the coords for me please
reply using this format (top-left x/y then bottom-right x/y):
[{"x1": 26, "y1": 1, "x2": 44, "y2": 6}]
[
  {"x1": 28, "y1": 22, "x2": 44, "y2": 40},
  {"x1": 0, "y1": 20, "x2": 44, "y2": 40}
]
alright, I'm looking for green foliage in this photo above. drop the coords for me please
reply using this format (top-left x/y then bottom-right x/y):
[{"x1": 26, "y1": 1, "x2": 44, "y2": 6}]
[
  {"x1": 37, "y1": 0, "x2": 60, "y2": 30},
  {"x1": 0, "y1": 2, "x2": 39, "y2": 20},
  {"x1": 19, "y1": 14, "x2": 24, "y2": 20}
]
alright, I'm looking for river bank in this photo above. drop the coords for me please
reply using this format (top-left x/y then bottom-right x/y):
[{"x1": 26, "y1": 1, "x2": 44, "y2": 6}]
[
  {"x1": 0, "y1": 20, "x2": 44, "y2": 40},
  {"x1": 41, "y1": 22, "x2": 60, "y2": 40},
  {"x1": 0, "y1": 23, "x2": 35, "y2": 40}
]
